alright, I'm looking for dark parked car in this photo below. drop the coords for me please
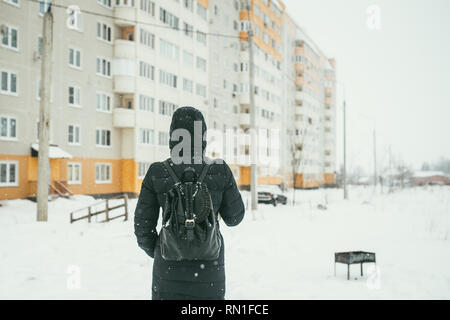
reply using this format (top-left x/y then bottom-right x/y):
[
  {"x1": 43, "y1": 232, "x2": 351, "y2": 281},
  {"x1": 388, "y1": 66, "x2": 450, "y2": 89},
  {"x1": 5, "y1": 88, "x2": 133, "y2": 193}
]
[{"x1": 257, "y1": 185, "x2": 287, "y2": 206}]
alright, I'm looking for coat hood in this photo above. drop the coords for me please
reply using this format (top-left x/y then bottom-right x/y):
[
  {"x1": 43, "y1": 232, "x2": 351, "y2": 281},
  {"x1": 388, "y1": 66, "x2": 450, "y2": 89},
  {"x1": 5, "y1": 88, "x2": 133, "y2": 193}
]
[{"x1": 169, "y1": 106, "x2": 207, "y2": 161}]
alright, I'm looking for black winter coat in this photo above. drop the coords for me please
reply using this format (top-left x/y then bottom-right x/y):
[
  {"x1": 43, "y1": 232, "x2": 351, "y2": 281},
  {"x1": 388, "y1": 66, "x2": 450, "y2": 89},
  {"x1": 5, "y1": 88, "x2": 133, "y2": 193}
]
[{"x1": 134, "y1": 159, "x2": 245, "y2": 300}]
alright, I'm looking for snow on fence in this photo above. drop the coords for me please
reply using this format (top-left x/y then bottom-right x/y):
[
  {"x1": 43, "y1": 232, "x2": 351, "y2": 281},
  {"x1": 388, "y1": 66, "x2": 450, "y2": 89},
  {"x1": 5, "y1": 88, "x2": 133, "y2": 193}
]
[{"x1": 70, "y1": 194, "x2": 129, "y2": 224}]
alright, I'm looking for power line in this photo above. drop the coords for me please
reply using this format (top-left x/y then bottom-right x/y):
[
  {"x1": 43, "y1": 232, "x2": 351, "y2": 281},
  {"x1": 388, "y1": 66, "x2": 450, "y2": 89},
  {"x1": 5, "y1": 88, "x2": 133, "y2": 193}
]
[{"x1": 21, "y1": 0, "x2": 243, "y2": 40}]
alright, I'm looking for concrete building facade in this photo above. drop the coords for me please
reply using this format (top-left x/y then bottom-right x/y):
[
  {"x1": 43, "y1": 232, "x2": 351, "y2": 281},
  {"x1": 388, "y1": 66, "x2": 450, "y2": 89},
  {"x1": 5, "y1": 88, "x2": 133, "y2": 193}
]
[{"x1": 0, "y1": 0, "x2": 336, "y2": 200}]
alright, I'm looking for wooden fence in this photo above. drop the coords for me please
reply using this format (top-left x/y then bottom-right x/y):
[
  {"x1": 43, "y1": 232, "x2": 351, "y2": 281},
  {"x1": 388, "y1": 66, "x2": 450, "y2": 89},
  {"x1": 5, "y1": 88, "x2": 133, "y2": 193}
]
[{"x1": 70, "y1": 194, "x2": 129, "y2": 224}]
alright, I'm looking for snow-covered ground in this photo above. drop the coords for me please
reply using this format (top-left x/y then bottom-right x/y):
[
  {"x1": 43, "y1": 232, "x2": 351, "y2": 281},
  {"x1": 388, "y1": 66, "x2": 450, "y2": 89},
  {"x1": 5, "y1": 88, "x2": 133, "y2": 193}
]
[{"x1": 1, "y1": 186, "x2": 449, "y2": 299}]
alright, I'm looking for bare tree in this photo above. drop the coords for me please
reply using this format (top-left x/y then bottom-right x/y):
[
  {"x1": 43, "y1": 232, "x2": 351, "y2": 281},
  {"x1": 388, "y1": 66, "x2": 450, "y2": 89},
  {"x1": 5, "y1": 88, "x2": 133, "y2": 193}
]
[
  {"x1": 395, "y1": 158, "x2": 412, "y2": 189},
  {"x1": 289, "y1": 127, "x2": 308, "y2": 205}
]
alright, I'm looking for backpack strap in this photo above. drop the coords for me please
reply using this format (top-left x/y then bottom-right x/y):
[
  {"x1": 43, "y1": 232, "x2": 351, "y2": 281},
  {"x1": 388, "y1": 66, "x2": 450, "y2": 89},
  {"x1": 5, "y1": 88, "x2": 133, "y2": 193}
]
[
  {"x1": 163, "y1": 159, "x2": 180, "y2": 184},
  {"x1": 198, "y1": 163, "x2": 211, "y2": 183}
]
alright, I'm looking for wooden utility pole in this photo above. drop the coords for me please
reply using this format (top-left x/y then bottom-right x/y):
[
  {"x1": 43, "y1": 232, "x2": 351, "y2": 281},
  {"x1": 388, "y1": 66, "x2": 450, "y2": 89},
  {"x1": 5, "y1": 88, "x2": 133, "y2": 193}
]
[
  {"x1": 373, "y1": 128, "x2": 377, "y2": 189},
  {"x1": 37, "y1": 8, "x2": 53, "y2": 222},
  {"x1": 247, "y1": 1, "x2": 257, "y2": 212},
  {"x1": 343, "y1": 99, "x2": 348, "y2": 200}
]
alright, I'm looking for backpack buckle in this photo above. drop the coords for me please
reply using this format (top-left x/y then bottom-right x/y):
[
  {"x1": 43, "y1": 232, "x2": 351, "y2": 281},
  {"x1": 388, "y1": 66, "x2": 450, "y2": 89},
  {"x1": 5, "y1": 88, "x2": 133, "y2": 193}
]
[{"x1": 185, "y1": 219, "x2": 195, "y2": 229}]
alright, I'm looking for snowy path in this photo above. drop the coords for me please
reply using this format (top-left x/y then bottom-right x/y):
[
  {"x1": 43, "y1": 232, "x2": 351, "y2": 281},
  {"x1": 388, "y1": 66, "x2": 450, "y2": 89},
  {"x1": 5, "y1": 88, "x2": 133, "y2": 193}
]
[{"x1": 1, "y1": 186, "x2": 449, "y2": 299}]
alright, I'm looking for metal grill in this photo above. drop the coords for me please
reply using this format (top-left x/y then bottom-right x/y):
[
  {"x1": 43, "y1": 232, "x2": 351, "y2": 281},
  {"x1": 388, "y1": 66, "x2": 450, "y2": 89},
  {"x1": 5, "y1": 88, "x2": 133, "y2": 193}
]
[{"x1": 334, "y1": 251, "x2": 376, "y2": 280}]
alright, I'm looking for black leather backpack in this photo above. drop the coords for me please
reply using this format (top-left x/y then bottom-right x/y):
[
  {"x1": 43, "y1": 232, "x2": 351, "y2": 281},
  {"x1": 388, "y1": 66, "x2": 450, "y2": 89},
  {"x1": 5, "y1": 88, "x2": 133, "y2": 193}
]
[{"x1": 159, "y1": 159, "x2": 221, "y2": 261}]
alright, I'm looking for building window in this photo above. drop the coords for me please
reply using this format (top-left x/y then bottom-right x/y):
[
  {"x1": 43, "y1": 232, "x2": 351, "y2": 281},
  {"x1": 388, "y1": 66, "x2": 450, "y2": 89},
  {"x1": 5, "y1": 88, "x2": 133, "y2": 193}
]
[
  {"x1": 96, "y1": 57, "x2": 111, "y2": 77},
  {"x1": 240, "y1": 21, "x2": 250, "y2": 32},
  {"x1": 196, "y1": 30, "x2": 206, "y2": 45},
  {"x1": 159, "y1": 38, "x2": 179, "y2": 61},
  {"x1": 1, "y1": 24, "x2": 18, "y2": 50},
  {"x1": 196, "y1": 83, "x2": 206, "y2": 98},
  {"x1": 139, "y1": 61, "x2": 154, "y2": 80},
  {"x1": 159, "y1": 7, "x2": 179, "y2": 29},
  {"x1": 67, "y1": 163, "x2": 81, "y2": 184},
  {"x1": 183, "y1": 78, "x2": 193, "y2": 93},
  {"x1": 68, "y1": 86, "x2": 81, "y2": 107},
  {"x1": 196, "y1": 57, "x2": 206, "y2": 72},
  {"x1": 97, "y1": 0, "x2": 112, "y2": 9},
  {"x1": 69, "y1": 48, "x2": 81, "y2": 69},
  {"x1": 67, "y1": 6, "x2": 83, "y2": 31},
  {"x1": 3, "y1": 0, "x2": 19, "y2": 7},
  {"x1": 139, "y1": 128, "x2": 154, "y2": 145},
  {"x1": 1, "y1": 70, "x2": 18, "y2": 95},
  {"x1": 262, "y1": 32, "x2": 269, "y2": 44},
  {"x1": 140, "y1": 0, "x2": 155, "y2": 15},
  {"x1": 39, "y1": 0, "x2": 52, "y2": 15},
  {"x1": 115, "y1": 0, "x2": 135, "y2": 7},
  {"x1": 95, "y1": 163, "x2": 112, "y2": 184},
  {"x1": 183, "y1": 50, "x2": 193, "y2": 67},
  {"x1": 138, "y1": 162, "x2": 151, "y2": 179},
  {"x1": 158, "y1": 100, "x2": 177, "y2": 116},
  {"x1": 183, "y1": 22, "x2": 193, "y2": 37},
  {"x1": 158, "y1": 131, "x2": 169, "y2": 146},
  {"x1": 140, "y1": 28, "x2": 155, "y2": 49},
  {"x1": 37, "y1": 36, "x2": 43, "y2": 55},
  {"x1": 0, "y1": 161, "x2": 18, "y2": 187},
  {"x1": 96, "y1": 22, "x2": 112, "y2": 42},
  {"x1": 0, "y1": 116, "x2": 17, "y2": 140},
  {"x1": 96, "y1": 92, "x2": 112, "y2": 112},
  {"x1": 96, "y1": 129, "x2": 111, "y2": 147},
  {"x1": 159, "y1": 69, "x2": 177, "y2": 88},
  {"x1": 183, "y1": 0, "x2": 194, "y2": 11},
  {"x1": 68, "y1": 124, "x2": 80, "y2": 145},
  {"x1": 139, "y1": 95, "x2": 154, "y2": 112},
  {"x1": 197, "y1": 2, "x2": 207, "y2": 20}
]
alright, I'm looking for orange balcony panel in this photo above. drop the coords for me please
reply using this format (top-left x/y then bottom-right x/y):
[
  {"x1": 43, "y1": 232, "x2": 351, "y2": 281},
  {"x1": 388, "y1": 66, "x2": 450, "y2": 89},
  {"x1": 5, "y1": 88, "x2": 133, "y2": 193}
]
[
  {"x1": 295, "y1": 47, "x2": 304, "y2": 55},
  {"x1": 295, "y1": 76, "x2": 304, "y2": 87},
  {"x1": 295, "y1": 63, "x2": 304, "y2": 74},
  {"x1": 197, "y1": 0, "x2": 209, "y2": 9},
  {"x1": 324, "y1": 173, "x2": 336, "y2": 185},
  {"x1": 239, "y1": 31, "x2": 249, "y2": 41},
  {"x1": 240, "y1": 11, "x2": 250, "y2": 20}
]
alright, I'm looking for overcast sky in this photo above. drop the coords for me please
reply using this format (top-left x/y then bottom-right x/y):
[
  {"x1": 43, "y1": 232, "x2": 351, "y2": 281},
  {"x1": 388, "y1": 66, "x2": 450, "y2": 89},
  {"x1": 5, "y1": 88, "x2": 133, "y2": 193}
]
[{"x1": 283, "y1": 0, "x2": 450, "y2": 172}]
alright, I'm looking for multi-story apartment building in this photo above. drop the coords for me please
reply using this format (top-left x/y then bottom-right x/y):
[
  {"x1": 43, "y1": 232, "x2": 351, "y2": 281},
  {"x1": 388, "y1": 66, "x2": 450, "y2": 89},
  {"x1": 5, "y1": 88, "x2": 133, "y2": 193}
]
[{"x1": 0, "y1": 0, "x2": 336, "y2": 200}]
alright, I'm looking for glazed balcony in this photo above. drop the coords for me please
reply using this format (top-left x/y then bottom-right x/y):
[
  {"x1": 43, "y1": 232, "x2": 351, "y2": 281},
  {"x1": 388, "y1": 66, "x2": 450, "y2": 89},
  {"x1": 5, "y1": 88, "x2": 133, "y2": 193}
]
[
  {"x1": 239, "y1": 113, "x2": 251, "y2": 128},
  {"x1": 113, "y1": 107, "x2": 136, "y2": 128},
  {"x1": 114, "y1": 39, "x2": 136, "y2": 60},
  {"x1": 114, "y1": 5, "x2": 137, "y2": 27}
]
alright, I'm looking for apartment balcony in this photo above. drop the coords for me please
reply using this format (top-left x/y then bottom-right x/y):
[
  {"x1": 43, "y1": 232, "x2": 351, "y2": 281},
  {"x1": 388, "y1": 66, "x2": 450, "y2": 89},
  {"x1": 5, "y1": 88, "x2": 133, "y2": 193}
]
[
  {"x1": 324, "y1": 87, "x2": 333, "y2": 97},
  {"x1": 237, "y1": 133, "x2": 251, "y2": 147},
  {"x1": 295, "y1": 76, "x2": 304, "y2": 88},
  {"x1": 295, "y1": 106, "x2": 303, "y2": 116},
  {"x1": 295, "y1": 91, "x2": 306, "y2": 105},
  {"x1": 295, "y1": 63, "x2": 305, "y2": 74},
  {"x1": 294, "y1": 120, "x2": 306, "y2": 128},
  {"x1": 295, "y1": 46, "x2": 304, "y2": 55},
  {"x1": 114, "y1": 6, "x2": 137, "y2": 27},
  {"x1": 113, "y1": 75, "x2": 136, "y2": 94},
  {"x1": 114, "y1": 39, "x2": 136, "y2": 60},
  {"x1": 239, "y1": 113, "x2": 251, "y2": 128},
  {"x1": 239, "y1": 93, "x2": 250, "y2": 105},
  {"x1": 113, "y1": 107, "x2": 136, "y2": 128}
]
